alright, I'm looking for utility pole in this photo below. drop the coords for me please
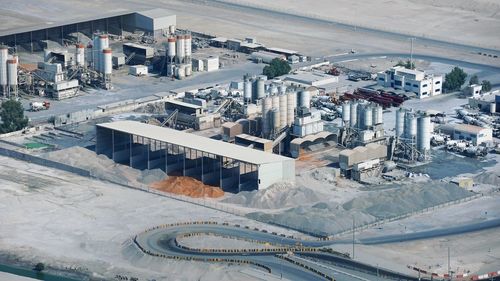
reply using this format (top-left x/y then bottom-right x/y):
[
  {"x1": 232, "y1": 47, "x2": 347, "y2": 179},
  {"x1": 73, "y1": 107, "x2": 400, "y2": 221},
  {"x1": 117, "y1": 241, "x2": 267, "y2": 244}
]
[
  {"x1": 448, "y1": 246, "x2": 451, "y2": 281},
  {"x1": 352, "y1": 217, "x2": 355, "y2": 259},
  {"x1": 409, "y1": 37, "x2": 416, "y2": 69}
]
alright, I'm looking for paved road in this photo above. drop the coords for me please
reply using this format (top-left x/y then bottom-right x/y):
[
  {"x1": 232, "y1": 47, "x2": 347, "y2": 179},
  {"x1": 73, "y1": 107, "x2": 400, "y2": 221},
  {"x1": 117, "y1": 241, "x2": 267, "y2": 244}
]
[{"x1": 134, "y1": 223, "x2": 429, "y2": 281}]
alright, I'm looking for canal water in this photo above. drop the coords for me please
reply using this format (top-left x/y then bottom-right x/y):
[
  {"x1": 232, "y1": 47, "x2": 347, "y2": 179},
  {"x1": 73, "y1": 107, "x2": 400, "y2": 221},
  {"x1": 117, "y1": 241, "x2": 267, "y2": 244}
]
[{"x1": 0, "y1": 263, "x2": 80, "y2": 281}]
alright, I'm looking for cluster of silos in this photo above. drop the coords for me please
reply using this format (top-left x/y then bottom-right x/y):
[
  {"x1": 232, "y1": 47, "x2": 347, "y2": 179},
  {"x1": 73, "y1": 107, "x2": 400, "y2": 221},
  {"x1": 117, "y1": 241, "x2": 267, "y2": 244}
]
[
  {"x1": 260, "y1": 85, "x2": 298, "y2": 138},
  {"x1": 0, "y1": 46, "x2": 18, "y2": 97},
  {"x1": 395, "y1": 108, "x2": 431, "y2": 156},
  {"x1": 341, "y1": 100, "x2": 383, "y2": 130},
  {"x1": 166, "y1": 32, "x2": 192, "y2": 79}
]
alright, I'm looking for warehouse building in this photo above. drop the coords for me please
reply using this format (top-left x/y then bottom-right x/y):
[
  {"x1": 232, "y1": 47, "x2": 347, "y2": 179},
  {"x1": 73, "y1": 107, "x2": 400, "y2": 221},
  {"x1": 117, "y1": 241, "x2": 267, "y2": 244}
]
[
  {"x1": 96, "y1": 121, "x2": 295, "y2": 192},
  {"x1": 439, "y1": 124, "x2": 493, "y2": 145},
  {"x1": 377, "y1": 66, "x2": 443, "y2": 99},
  {"x1": 0, "y1": 8, "x2": 175, "y2": 52}
]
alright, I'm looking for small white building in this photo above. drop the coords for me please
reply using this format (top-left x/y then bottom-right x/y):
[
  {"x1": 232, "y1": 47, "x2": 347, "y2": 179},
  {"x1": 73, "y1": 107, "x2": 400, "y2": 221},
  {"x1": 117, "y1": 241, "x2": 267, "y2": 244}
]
[
  {"x1": 377, "y1": 66, "x2": 443, "y2": 99},
  {"x1": 129, "y1": 65, "x2": 148, "y2": 76},
  {"x1": 464, "y1": 84, "x2": 483, "y2": 98},
  {"x1": 452, "y1": 124, "x2": 493, "y2": 145}
]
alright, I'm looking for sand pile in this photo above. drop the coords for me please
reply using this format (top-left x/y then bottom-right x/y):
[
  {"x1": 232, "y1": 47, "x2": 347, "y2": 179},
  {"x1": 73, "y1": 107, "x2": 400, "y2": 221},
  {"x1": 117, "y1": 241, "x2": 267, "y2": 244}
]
[
  {"x1": 222, "y1": 182, "x2": 321, "y2": 209},
  {"x1": 343, "y1": 182, "x2": 472, "y2": 219},
  {"x1": 473, "y1": 171, "x2": 500, "y2": 186},
  {"x1": 150, "y1": 176, "x2": 224, "y2": 198},
  {"x1": 248, "y1": 181, "x2": 474, "y2": 235},
  {"x1": 45, "y1": 146, "x2": 167, "y2": 187}
]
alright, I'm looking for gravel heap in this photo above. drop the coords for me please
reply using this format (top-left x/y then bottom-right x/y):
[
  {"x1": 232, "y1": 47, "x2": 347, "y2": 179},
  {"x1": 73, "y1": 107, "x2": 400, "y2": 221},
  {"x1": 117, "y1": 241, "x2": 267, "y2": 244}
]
[{"x1": 222, "y1": 182, "x2": 321, "y2": 209}]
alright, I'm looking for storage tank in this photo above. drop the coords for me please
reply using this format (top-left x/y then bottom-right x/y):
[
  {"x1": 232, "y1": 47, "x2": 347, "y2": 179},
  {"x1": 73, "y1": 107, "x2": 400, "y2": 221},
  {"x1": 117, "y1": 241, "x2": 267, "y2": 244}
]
[
  {"x1": 350, "y1": 101, "x2": 358, "y2": 128},
  {"x1": 279, "y1": 94, "x2": 287, "y2": 128},
  {"x1": 299, "y1": 90, "x2": 311, "y2": 109},
  {"x1": 490, "y1": 102, "x2": 496, "y2": 114},
  {"x1": 98, "y1": 35, "x2": 109, "y2": 72},
  {"x1": 417, "y1": 114, "x2": 431, "y2": 154},
  {"x1": 243, "y1": 79, "x2": 252, "y2": 102},
  {"x1": 102, "y1": 48, "x2": 112, "y2": 75},
  {"x1": 75, "y1": 44, "x2": 85, "y2": 66},
  {"x1": 395, "y1": 108, "x2": 405, "y2": 138},
  {"x1": 256, "y1": 77, "x2": 265, "y2": 100},
  {"x1": 0, "y1": 46, "x2": 8, "y2": 92},
  {"x1": 184, "y1": 64, "x2": 192, "y2": 76},
  {"x1": 377, "y1": 106, "x2": 383, "y2": 125},
  {"x1": 342, "y1": 102, "x2": 350, "y2": 123},
  {"x1": 176, "y1": 34, "x2": 185, "y2": 63},
  {"x1": 92, "y1": 35, "x2": 100, "y2": 71},
  {"x1": 7, "y1": 57, "x2": 18, "y2": 86},
  {"x1": 363, "y1": 105, "x2": 373, "y2": 128},
  {"x1": 184, "y1": 34, "x2": 192, "y2": 58},
  {"x1": 286, "y1": 91, "x2": 297, "y2": 126},
  {"x1": 167, "y1": 37, "x2": 176, "y2": 58},
  {"x1": 404, "y1": 112, "x2": 417, "y2": 140},
  {"x1": 261, "y1": 97, "x2": 272, "y2": 137},
  {"x1": 271, "y1": 108, "x2": 280, "y2": 132},
  {"x1": 271, "y1": 94, "x2": 279, "y2": 109}
]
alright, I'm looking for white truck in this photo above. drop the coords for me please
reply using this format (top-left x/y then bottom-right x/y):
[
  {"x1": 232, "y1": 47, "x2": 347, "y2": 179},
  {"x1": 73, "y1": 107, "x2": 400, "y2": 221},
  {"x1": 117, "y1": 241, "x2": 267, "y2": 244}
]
[{"x1": 29, "y1": 101, "x2": 50, "y2": 112}]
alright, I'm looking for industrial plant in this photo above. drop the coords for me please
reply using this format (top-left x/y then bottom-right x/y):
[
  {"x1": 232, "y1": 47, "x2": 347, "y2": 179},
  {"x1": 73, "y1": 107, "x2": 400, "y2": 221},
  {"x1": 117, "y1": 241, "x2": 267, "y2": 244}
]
[{"x1": 0, "y1": 1, "x2": 500, "y2": 281}]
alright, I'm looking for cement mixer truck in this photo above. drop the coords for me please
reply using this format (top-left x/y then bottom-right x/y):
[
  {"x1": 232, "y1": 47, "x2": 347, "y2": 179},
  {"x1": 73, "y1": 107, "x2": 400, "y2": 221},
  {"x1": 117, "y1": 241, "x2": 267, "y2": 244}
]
[{"x1": 29, "y1": 101, "x2": 50, "y2": 112}]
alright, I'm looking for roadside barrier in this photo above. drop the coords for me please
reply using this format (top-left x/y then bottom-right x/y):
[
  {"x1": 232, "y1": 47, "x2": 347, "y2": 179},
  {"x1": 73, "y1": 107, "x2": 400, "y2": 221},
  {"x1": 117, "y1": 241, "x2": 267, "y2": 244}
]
[{"x1": 276, "y1": 254, "x2": 335, "y2": 281}]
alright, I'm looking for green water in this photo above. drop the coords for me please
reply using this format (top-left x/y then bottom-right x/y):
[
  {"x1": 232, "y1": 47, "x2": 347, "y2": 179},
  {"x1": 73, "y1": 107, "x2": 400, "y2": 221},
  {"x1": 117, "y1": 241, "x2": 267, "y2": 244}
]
[{"x1": 0, "y1": 263, "x2": 80, "y2": 281}]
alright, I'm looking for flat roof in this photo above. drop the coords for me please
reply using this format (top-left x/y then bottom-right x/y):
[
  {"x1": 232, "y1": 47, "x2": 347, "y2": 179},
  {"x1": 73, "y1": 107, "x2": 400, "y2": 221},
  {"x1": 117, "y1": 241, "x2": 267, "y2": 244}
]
[
  {"x1": 453, "y1": 123, "x2": 489, "y2": 134},
  {"x1": 136, "y1": 8, "x2": 175, "y2": 19},
  {"x1": 236, "y1": 134, "x2": 272, "y2": 144},
  {"x1": 266, "y1": 47, "x2": 298, "y2": 55},
  {"x1": 0, "y1": 9, "x2": 135, "y2": 37},
  {"x1": 98, "y1": 121, "x2": 291, "y2": 165},
  {"x1": 167, "y1": 99, "x2": 202, "y2": 109}
]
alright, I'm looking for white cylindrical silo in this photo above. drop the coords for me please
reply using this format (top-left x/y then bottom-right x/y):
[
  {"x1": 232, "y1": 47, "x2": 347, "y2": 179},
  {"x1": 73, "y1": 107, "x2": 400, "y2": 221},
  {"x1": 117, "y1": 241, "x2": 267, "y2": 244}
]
[
  {"x1": 185, "y1": 64, "x2": 192, "y2": 76},
  {"x1": 350, "y1": 101, "x2": 358, "y2": 128},
  {"x1": 271, "y1": 108, "x2": 280, "y2": 132},
  {"x1": 0, "y1": 46, "x2": 8, "y2": 92},
  {"x1": 7, "y1": 57, "x2": 18, "y2": 86},
  {"x1": 272, "y1": 94, "x2": 280, "y2": 109},
  {"x1": 244, "y1": 79, "x2": 252, "y2": 102},
  {"x1": 93, "y1": 35, "x2": 100, "y2": 71},
  {"x1": 376, "y1": 106, "x2": 383, "y2": 125},
  {"x1": 184, "y1": 34, "x2": 192, "y2": 59},
  {"x1": 102, "y1": 48, "x2": 112, "y2": 75},
  {"x1": 299, "y1": 90, "x2": 311, "y2": 109},
  {"x1": 417, "y1": 114, "x2": 431, "y2": 154},
  {"x1": 404, "y1": 112, "x2": 417, "y2": 140},
  {"x1": 490, "y1": 103, "x2": 496, "y2": 114},
  {"x1": 256, "y1": 78, "x2": 265, "y2": 100},
  {"x1": 279, "y1": 94, "x2": 287, "y2": 128},
  {"x1": 364, "y1": 105, "x2": 373, "y2": 128},
  {"x1": 395, "y1": 108, "x2": 405, "y2": 138},
  {"x1": 342, "y1": 102, "x2": 350, "y2": 123},
  {"x1": 167, "y1": 37, "x2": 176, "y2": 58},
  {"x1": 75, "y1": 43, "x2": 85, "y2": 66},
  {"x1": 261, "y1": 96, "x2": 272, "y2": 137},
  {"x1": 176, "y1": 34, "x2": 185, "y2": 63},
  {"x1": 372, "y1": 105, "x2": 378, "y2": 126},
  {"x1": 99, "y1": 35, "x2": 109, "y2": 73},
  {"x1": 286, "y1": 91, "x2": 297, "y2": 126}
]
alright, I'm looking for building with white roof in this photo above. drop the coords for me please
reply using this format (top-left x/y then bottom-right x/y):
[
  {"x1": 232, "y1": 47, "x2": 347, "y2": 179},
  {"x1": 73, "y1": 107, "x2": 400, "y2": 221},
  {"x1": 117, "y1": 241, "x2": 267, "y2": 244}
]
[
  {"x1": 377, "y1": 66, "x2": 443, "y2": 99},
  {"x1": 96, "y1": 121, "x2": 295, "y2": 192}
]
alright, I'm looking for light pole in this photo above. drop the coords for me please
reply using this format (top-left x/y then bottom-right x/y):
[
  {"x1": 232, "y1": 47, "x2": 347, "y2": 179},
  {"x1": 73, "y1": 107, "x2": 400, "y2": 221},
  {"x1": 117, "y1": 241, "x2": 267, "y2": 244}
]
[
  {"x1": 352, "y1": 216, "x2": 355, "y2": 259},
  {"x1": 409, "y1": 37, "x2": 416, "y2": 69}
]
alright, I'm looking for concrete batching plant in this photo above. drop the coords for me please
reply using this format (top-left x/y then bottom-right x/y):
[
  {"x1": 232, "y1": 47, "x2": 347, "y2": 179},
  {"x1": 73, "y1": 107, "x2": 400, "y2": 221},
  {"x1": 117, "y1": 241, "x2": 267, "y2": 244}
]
[{"x1": 390, "y1": 108, "x2": 431, "y2": 162}]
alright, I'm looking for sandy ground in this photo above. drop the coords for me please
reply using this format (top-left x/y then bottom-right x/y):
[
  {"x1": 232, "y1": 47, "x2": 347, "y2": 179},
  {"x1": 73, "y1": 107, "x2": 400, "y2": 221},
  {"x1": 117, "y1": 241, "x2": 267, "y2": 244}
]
[
  {"x1": 220, "y1": 0, "x2": 500, "y2": 50},
  {"x1": 331, "y1": 226, "x2": 500, "y2": 277},
  {"x1": 0, "y1": 156, "x2": 303, "y2": 281}
]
